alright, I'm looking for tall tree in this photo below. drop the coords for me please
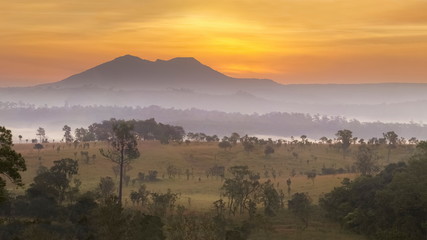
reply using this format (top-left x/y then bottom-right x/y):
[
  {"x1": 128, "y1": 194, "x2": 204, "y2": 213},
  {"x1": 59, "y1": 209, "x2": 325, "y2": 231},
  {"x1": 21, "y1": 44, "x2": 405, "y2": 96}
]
[
  {"x1": 63, "y1": 125, "x2": 73, "y2": 143},
  {"x1": 0, "y1": 126, "x2": 27, "y2": 203},
  {"x1": 36, "y1": 127, "x2": 46, "y2": 143},
  {"x1": 100, "y1": 120, "x2": 140, "y2": 205},
  {"x1": 335, "y1": 129, "x2": 353, "y2": 160},
  {"x1": 383, "y1": 131, "x2": 398, "y2": 162}
]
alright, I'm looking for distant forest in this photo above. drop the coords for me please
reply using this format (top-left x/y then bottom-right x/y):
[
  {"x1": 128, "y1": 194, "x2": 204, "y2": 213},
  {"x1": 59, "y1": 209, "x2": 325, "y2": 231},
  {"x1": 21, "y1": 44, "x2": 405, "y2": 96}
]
[{"x1": 1, "y1": 102, "x2": 427, "y2": 139}]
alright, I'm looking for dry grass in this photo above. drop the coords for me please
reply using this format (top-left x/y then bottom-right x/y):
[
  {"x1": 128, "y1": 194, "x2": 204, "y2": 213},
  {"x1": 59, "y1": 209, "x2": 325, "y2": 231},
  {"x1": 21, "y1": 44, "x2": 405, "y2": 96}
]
[
  {"x1": 8, "y1": 141, "x2": 413, "y2": 239},
  {"x1": 10, "y1": 141, "x2": 414, "y2": 208}
]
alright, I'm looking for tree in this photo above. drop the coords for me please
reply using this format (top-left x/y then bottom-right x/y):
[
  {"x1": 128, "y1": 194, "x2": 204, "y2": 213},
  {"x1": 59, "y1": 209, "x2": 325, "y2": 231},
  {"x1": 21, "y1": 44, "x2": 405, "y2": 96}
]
[
  {"x1": 320, "y1": 148, "x2": 427, "y2": 239},
  {"x1": 75, "y1": 127, "x2": 95, "y2": 142},
  {"x1": 264, "y1": 145, "x2": 275, "y2": 157},
  {"x1": 242, "y1": 141, "x2": 255, "y2": 153},
  {"x1": 221, "y1": 166, "x2": 262, "y2": 215},
  {"x1": 286, "y1": 178, "x2": 292, "y2": 196},
  {"x1": 36, "y1": 127, "x2": 46, "y2": 143},
  {"x1": 335, "y1": 129, "x2": 353, "y2": 160},
  {"x1": 218, "y1": 140, "x2": 232, "y2": 151},
  {"x1": 300, "y1": 135, "x2": 307, "y2": 145},
  {"x1": 27, "y1": 159, "x2": 79, "y2": 204},
  {"x1": 319, "y1": 136, "x2": 328, "y2": 144},
  {"x1": 288, "y1": 193, "x2": 312, "y2": 229},
  {"x1": 383, "y1": 131, "x2": 398, "y2": 162},
  {"x1": 18, "y1": 135, "x2": 22, "y2": 143},
  {"x1": 33, "y1": 143, "x2": 44, "y2": 156},
  {"x1": 100, "y1": 120, "x2": 140, "y2": 205},
  {"x1": 0, "y1": 126, "x2": 27, "y2": 203},
  {"x1": 51, "y1": 158, "x2": 79, "y2": 179},
  {"x1": 354, "y1": 145, "x2": 379, "y2": 176},
  {"x1": 63, "y1": 125, "x2": 73, "y2": 143},
  {"x1": 262, "y1": 180, "x2": 281, "y2": 216},
  {"x1": 408, "y1": 137, "x2": 418, "y2": 145},
  {"x1": 229, "y1": 132, "x2": 240, "y2": 145},
  {"x1": 99, "y1": 176, "x2": 116, "y2": 201},
  {"x1": 306, "y1": 171, "x2": 316, "y2": 184}
]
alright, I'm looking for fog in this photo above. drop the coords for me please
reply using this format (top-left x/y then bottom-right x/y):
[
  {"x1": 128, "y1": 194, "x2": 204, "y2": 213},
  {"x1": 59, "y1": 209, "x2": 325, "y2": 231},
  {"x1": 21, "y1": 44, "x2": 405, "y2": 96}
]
[{"x1": 1, "y1": 55, "x2": 427, "y2": 141}]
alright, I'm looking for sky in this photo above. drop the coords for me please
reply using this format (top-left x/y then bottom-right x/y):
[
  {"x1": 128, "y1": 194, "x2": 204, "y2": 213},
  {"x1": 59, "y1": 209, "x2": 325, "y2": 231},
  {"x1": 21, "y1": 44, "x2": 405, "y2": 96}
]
[{"x1": 1, "y1": 0, "x2": 427, "y2": 87}]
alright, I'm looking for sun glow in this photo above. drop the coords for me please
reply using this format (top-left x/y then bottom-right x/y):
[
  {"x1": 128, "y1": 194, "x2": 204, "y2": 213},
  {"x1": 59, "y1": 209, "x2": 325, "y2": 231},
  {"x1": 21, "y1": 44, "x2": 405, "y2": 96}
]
[{"x1": 1, "y1": 0, "x2": 427, "y2": 86}]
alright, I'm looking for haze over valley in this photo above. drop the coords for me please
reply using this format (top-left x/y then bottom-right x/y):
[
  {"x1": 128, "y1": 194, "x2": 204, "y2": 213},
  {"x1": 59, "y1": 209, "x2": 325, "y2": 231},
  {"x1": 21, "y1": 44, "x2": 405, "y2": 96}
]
[{"x1": 1, "y1": 55, "x2": 427, "y2": 141}]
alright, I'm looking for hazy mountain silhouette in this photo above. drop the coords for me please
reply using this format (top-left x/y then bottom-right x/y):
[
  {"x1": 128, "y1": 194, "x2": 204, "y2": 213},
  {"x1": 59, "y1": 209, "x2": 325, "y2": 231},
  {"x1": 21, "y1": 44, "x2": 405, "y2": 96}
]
[
  {"x1": 1, "y1": 54, "x2": 427, "y2": 123},
  {"x1": 41, "y1": 54, "x2": 279, "y2": 93}
]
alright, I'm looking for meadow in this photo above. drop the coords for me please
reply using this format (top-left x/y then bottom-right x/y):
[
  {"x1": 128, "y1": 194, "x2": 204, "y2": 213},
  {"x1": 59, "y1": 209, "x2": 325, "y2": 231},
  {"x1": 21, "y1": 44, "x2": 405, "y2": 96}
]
[{"x1": 9, "y1": 140, "x2": 416, "y2": 239}]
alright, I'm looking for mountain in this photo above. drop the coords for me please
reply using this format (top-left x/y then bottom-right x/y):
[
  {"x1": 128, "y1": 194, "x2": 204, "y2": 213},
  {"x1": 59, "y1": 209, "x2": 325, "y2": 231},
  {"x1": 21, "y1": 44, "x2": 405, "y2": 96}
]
[
  {"x1": 39, "y1": 55, "x2": 279, "y2": 93},
  {"x1": 1, "y1": 54, "x2": 427, "y2": 123}
]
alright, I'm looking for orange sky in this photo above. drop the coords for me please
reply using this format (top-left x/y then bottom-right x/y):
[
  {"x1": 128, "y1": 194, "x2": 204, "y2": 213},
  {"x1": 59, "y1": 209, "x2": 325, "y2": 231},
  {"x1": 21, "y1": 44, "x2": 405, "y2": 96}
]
[{"x1": 1, "y1": 0, "x2": 427, "y2": 87}]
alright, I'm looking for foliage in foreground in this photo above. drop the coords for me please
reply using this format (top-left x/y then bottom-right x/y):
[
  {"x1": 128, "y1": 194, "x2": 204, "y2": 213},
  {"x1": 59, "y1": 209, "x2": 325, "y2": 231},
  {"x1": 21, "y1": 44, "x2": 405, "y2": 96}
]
[{"x1": 320, "y1": 142, "x2": 427, "y2": 240}]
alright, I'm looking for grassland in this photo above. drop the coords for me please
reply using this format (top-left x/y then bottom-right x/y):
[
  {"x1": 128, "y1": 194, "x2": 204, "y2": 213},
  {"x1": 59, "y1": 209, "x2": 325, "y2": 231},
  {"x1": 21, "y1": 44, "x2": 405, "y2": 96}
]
[{"x1": 9, "y1": 141, "x2": 416, "y2": 239}]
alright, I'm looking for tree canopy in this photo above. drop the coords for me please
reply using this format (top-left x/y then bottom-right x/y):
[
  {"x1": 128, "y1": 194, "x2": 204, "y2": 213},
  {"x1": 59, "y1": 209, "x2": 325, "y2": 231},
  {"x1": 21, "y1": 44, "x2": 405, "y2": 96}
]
[
  {"x1": 0, "y1": 126, "x2": 27, "y2": 202},
  {"x1": 320, "y1": 141, "x2": 427, "y2": 239}
]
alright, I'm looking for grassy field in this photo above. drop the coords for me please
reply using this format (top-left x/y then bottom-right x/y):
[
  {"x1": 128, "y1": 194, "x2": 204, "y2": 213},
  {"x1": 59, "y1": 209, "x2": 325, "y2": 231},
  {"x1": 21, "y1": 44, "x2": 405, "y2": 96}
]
[{"x1": 9, "y1": 141, "x2": 415, "y2": 239}]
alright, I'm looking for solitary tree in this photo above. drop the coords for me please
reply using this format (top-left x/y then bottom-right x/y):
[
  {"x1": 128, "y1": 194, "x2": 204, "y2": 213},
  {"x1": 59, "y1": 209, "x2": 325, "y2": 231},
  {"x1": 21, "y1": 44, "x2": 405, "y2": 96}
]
[
  {"x1": 300, "y1": 135, "x2": 307, "y2": 145},
  {"x1": 18, "y1": 135, "x2": 22, "y2": 143},
  {"x1": 100, "y1": 120, "x2": 140, "y2": 205},
  {"x1": 63, "y1": 125, "x2": 73, "y2": 143},
  {"x1": 306, "y1": 171, "x2": 316, "y2": 184},
  {"x1": 33, "y1": 143, "x2": 44, "y2": 157},
  {"x1": 286, "y1": 178, "x2": 292, "y2": 196},
  {"x1": 0, "y1": 126, "x2": 27, "y2": 203},
  {"x1": 383, "y1": 131, "x2": 398, "y2": 162},
  {"x1": 36, "y1": 127, "x2": 46, "y2": 143},
  {"x1": 336, "y1": 129, "x2": 353, "y2": 160}
]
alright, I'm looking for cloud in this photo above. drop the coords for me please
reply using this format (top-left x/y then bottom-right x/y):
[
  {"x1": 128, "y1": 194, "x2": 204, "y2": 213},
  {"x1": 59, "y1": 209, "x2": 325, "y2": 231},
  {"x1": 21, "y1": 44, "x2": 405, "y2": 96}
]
[{"x1": 1, "y1": 0, "x2": 427, "y2": 85}]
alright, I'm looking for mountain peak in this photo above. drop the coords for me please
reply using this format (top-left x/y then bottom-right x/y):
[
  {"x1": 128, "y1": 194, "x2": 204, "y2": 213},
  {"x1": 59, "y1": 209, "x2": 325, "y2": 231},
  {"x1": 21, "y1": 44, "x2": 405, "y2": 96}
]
[
  {"x1": 168, "y1": 57, "x2": 200, "y2": 63},
  {"x1": 46, "y1": 54, "x2": 277, "y2": 91},
  {"x1": 113, "y1": 54, "x2": 147, "y2": 62}
]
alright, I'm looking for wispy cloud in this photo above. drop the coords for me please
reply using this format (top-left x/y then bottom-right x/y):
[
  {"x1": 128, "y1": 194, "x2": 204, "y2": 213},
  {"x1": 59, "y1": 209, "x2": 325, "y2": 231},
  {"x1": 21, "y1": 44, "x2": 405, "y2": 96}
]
[{"x1": 1, "y1": 0, "x2": 427, "y2": 85}]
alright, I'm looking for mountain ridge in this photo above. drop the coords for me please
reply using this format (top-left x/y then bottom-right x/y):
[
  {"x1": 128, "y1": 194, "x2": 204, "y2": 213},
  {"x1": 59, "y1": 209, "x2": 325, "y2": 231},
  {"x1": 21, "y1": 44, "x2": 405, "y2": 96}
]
[
  {"x1": 38, "y1": 54, "x2": 279, "y2": 92},
  {"x1": 1, "y1": 55, "x2": 427, "y2": 123}
]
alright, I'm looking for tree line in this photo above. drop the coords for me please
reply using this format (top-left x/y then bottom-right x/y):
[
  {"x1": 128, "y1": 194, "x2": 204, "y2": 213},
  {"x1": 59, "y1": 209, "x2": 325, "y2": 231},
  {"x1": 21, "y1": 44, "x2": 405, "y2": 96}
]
[{"x1": 2, "y1": 103, "x2": 427, "y2": 139}]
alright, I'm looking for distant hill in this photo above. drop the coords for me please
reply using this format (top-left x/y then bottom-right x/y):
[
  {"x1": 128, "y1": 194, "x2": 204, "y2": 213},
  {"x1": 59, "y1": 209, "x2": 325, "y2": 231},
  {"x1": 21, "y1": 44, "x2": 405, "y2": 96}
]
[
  {"x1": 0, "y1": 55, "x2": 427, "y2": 123},
  {"x1": 38, "y1": 55, "x2": 279, "y2": 93}
]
